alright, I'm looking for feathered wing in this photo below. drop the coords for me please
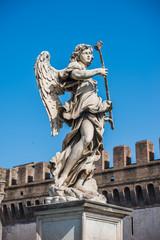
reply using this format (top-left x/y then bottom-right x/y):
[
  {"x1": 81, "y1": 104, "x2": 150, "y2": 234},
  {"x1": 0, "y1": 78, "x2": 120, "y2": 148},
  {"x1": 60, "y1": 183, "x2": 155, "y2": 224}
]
[{"x1": 34, "y1": 51, "x2": 64, "y2": 136}]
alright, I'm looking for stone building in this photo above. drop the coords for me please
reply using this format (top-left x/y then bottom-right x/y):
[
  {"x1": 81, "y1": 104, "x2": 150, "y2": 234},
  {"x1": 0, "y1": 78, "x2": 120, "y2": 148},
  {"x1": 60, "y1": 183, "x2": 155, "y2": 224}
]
[
  {"x1": 0, "y1": 139, "x2": 160, "y2": 240},
  {"x1": 0, "y1": 162, "x2": 52, "y2": 240},
  {"x1": 0, "y1": 170, "x2": 6, "y2": 240},
  {"x1": 94, "y1": 139, "x2": 160, "y2": 240},
  {"x1": 94, "y1": 140, "x2": 160, "y2": 208}
]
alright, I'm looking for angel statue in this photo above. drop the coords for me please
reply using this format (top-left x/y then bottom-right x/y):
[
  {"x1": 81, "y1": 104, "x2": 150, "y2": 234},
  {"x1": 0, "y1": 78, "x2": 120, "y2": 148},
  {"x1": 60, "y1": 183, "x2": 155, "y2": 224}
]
[{"x1": 34, "y1": 43, "x2": 113, "y2": 203}]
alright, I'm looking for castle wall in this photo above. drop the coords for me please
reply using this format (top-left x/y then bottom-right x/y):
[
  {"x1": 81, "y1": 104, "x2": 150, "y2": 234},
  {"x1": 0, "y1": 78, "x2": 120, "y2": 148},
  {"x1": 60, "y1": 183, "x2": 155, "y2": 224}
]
[
  {"x1": 2, "y1": 222, "x2": 36, "y2": 240},
  {"x1": 123, "y1": 206, "x2": 160, "y2": 240},
  {"x1": 2, "y1": 207, "x2": 160, "y2": 240},
  {"x1": 94, "y1": 139, "x2": 160, "y2": 208},
  {"x1": 0, "y1": 139, "x2": 160, "y2": 239},
  {"x1": 1, "y1": 162, "x2": 52, "y2": 229},
  {"x1": 0, "y1": 169, "x2": 6, "y2": 240}
]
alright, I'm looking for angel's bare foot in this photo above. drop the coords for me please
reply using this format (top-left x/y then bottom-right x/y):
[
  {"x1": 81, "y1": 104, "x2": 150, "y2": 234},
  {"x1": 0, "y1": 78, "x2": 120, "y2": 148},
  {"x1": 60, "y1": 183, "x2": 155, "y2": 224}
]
[
  {"x1": 75, "y1": 178, "x2": 89, "y2": 193},
  {"x1": 76, "y1": 184, "x2": 88, "y2": 193},
  {"x1": 56, "y1": 175, "x2": 67, "y2": 188}
]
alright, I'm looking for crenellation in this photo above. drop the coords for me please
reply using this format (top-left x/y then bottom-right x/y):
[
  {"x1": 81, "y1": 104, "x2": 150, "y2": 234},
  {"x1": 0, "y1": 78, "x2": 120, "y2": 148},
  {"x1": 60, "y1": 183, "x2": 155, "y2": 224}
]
[
  {"x1": 27, "y1": 165, "x2": 34, "y2": 183},
  {"x1": 44, "y1": 163, "x2": 51, "y2": 180},
  {"x1": 5, "y1": 169, "x2": 11, "y2": 186},
  {"x1": 136, "y1": 140, "x2": 154, "y2": 165},
  {"x1": 17, "y1": 166, "x2": 27, "y2": 185},
  {"x1": 4, "y1": 162, "x2": 51, "y2": 188},
  {"x1": 0, "y1": 168, "x2": 7, "y2": 180},
  {"x1": 94, "y1": 150, "x2": 109, "y2": 173},
  {"x1": 0, "y1": 180, "x2": 6, "y2": 194},
  {"x1": 113, "y1": 145, "x2": 131, "y2": 168},
  {"x1": 94, "y1": 140, "x2": 158, "y2": 173},
  {"x1": 34, "y1": 162, "x2": 48, "y2": 182},
  {"x1": 11, "y1": 168, "x2": 18, "y2": 185},
  {"x1": 102, "y1": 150, "x2": 109, "y2": 170}
]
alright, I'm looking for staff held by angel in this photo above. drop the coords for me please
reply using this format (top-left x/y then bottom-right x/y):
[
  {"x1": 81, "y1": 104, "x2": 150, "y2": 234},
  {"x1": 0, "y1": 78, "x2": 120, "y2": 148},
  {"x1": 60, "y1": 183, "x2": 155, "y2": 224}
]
[{"x1": 35, "y1": 43, "x2": 113, "y2": 201}]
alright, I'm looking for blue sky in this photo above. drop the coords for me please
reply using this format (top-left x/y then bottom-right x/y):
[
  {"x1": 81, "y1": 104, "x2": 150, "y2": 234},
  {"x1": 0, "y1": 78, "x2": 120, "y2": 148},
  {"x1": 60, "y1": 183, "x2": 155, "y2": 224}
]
[{"x1": 0, "y1": 0, "x2": 160, "y2": 169}]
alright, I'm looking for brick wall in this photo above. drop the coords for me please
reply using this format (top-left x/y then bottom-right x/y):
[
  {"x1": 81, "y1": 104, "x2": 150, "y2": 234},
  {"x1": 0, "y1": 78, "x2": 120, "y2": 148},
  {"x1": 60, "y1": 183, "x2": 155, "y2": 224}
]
[
  {"x1": 94, "y1": 139, "x2": 160, "y2": 208},
  {"x1": 1, "y1": 138, "x2": 160, "y2": 226},
  {"x1": 1, "y1": 162, "x2": 52, "y2": 225}
]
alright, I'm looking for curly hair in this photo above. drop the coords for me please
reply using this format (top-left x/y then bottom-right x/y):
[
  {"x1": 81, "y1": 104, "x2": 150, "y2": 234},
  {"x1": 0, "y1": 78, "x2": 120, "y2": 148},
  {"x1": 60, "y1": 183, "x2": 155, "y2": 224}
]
[{"x1": 70, "y1": 44, "x2": 94, "y2": 64}]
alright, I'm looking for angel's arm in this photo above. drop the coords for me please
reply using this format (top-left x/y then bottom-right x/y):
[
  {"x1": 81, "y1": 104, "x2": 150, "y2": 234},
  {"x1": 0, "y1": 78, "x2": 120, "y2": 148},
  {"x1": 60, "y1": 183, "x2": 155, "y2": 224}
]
[{"x1": 70, "y1": 68, "x2": 108, "y2": 80}]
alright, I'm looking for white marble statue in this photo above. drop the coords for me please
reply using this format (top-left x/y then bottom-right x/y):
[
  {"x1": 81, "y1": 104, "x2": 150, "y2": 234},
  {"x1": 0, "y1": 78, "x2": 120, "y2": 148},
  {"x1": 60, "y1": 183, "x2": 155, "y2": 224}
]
[{"x1": 34, "y1": 44, "x2": 113, "y2": 203}]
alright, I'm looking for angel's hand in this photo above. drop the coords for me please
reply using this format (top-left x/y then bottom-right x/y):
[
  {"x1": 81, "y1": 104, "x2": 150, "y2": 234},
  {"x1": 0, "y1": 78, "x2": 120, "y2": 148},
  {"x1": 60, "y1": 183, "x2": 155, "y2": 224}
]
[
  {"x1": 104, "y1": 116, "x2": 113, "y2": 124},
  {"x1": 107, "y1": 101, "x2": 113, "y2": 111},
  {"x1": 99, "y1": 68, "x2": 108, "y2": 77}
]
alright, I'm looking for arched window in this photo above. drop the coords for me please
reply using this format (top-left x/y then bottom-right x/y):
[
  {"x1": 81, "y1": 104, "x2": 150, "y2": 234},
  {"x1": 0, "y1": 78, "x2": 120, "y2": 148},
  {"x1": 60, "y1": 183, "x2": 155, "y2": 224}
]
[
  {"x1": 27, "y1": 201, "x2": 31, "y2": 206},
  {"x1": 3, "y1": 204, "x2": 9, "y2": 221},
  {"x1": 35, "y1": 200, "x2": 40, "y2": 205},
  {"x1": 148, "y1": 184, "x2": 156, "y2": 204},
  {"x1": 124, "y1": 187, "x2": 132, "y2": 205},
  {"x1": 113, "y1": 189, "x2": 120, "y2": 205},
  {"x1": 19, "y1": 202, "x2": 25, "y2": 218},
  {"x1": 11, "y1": 203, "x2": 16, "y2": 219},
  {"x1": 102, "y1": 190, "x2": 108, "y2": 202},
  {"x1": 136, "y1": 185, "x2": 144, "y2": 205}
]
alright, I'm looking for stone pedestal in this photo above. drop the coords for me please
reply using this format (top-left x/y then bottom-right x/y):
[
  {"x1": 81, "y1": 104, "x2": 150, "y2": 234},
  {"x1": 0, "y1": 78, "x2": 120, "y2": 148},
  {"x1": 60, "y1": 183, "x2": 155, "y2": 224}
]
[{"x1": 30, "y1": 200, "x2": 132, "y2": 240}]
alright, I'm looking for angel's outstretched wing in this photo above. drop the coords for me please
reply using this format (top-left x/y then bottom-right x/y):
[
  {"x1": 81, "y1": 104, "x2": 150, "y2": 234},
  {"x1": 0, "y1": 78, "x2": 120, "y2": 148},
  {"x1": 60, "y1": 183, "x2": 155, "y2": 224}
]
[{"x1": 34, "y1": 51, "x2": 64, "y2": 136}]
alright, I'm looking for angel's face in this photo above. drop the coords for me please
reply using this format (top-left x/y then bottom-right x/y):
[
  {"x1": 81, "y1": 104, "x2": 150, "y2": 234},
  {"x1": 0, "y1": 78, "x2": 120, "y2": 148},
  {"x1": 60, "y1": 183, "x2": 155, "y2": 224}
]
[{"x1": 80, "y1": 49, "x2": 93, "y2": 66}]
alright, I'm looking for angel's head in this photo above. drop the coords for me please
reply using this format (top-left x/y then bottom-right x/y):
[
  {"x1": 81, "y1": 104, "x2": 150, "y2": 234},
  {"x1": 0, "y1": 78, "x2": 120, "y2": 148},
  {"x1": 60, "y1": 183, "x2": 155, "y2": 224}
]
[{"x1": 70, "y1": 44, "x2": 94, "y2": 67}]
